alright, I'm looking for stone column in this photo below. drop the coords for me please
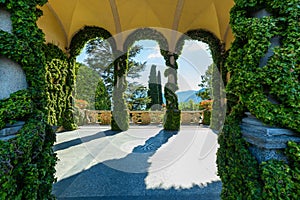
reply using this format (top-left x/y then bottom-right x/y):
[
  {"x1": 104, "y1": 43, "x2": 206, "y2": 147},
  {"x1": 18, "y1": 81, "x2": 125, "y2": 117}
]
[
  {"x1": 111, "y1": 51, "x2": 129, "y2": 131},
  {"x1": 0, "y1": 9, "x2": 26, "y2": 140},
  {"x1": 241, "y1": 9, "x2": 297, "y2": 163},
  {"x1": 163, "y1": 52, "x2": 181, "y2": 130}
]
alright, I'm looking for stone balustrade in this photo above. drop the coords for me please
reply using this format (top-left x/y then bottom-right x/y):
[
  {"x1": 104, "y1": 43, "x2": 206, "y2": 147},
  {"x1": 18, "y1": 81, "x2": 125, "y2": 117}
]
[{"x1": 78, "y1": 109, "x2": 204, "y2": 126}]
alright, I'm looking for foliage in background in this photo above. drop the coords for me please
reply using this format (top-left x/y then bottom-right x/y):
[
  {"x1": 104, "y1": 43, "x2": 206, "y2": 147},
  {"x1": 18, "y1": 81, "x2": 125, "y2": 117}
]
[
  {"x1": 95, "y1": 78, "x2": 111, "y2": 110},
  {"x1": 75, "y1": 99, "x2": 89, "y2": 109},
  {"x1": 84, "y1": 37, "x2": 147, "y2": 100},
  {"x1": 126, "y1": 83, "x2": 151, "y2": 111},
  {"x1": 197, "y1": 63, "x2": 214, "y2": 100},
  {"x1": 218, "y1": 0, "x2": 300, "y2": 199},
  {"x1": 122, "y1": 28, "x2": 181, "y2": 130},
  {"x1": 0, "y1": 1, "x2": 56, "y2": 199},
  {"x1": 179, "y1": 100, "x2": 200, "y2": 111},
  {"x1": 69, "y1": 26, "x2": 114, "y2": 128},
  {"x1": 75, "y1": 63, "x2": 106, "y2": 109}
]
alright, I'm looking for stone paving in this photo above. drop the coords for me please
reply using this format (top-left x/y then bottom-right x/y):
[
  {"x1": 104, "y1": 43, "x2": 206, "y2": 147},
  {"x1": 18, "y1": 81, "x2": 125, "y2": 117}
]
[{"x1": 52, "y1": 125, "x2": 221, "y2": 199}]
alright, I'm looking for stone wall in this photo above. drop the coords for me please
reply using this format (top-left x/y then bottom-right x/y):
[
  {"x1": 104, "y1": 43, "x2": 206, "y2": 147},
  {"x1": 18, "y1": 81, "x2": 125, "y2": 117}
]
[
  {"x1": 0, "y1": 8, "x2": 12, "y2": 33},
  {"x1": 0, "y1": 57, "x2": 28, "y2": 100}
]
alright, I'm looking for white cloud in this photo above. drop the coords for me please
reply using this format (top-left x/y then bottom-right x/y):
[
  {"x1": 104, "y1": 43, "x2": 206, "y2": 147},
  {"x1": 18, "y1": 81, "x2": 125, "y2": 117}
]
[
  {"x1": 146, "y1": 44, "x2": 162, "y2": 59},
  {"x1": 184, "y1": 41, "x2": 209, "y2": 52},
  {"x1": 147, "y1": 52, "x2": 162, "y2": 59}
]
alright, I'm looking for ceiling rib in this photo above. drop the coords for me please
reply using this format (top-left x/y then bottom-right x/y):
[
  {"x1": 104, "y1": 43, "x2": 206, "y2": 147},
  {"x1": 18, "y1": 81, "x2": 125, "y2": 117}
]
[
  {"x1": 223, "y1": 24, "x2": 230, "y2": 43},
  {"x1": 109, "y1": 0, "x2": 122, "y2": 34},
  {"x1": 211, "y1": 2, "x2": 221, "y2": 41},
  {"x1": 172, "y1": 0, "x2": 185, "y2": 31},
  {"x1": 46, "y1": 3, "x2": 68, "y2": 49},
  {"x1": 171, "y1": 0, "x2": 185, "y2": 51},
  {"x1": 68, "y1": 0, "x2": 80, "y2": 48}
]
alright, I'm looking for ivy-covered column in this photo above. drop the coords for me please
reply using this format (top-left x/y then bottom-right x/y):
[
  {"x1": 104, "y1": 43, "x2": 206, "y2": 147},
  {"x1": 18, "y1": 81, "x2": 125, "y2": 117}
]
[
  {"x1": 111, "y1": 51, "x2": 129, "y2": 131},
  {"x1": 217, "y1": 0, "x2": 300, "y2": 199},
  {"x1": 163, "y1": 51, "x2": 181, "y2": 130},
  {"x1": 43, "y1": 43, "x2": 77, "y2": 130},
  {"x1": 0, "y1": 1, "x2": 57, "y2": 199}
]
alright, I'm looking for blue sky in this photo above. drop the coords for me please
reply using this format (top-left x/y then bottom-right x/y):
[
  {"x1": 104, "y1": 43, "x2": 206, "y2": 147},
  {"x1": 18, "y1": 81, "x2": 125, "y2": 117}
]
[{"x1": 77, "y1": 40, "x2": 213, "y2": 92}]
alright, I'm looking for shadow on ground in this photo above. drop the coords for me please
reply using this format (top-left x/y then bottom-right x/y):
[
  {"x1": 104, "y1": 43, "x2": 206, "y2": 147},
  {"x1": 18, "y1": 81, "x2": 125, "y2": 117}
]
[
  {"x1": 53, "y1": 129, "x2": 221, "y2": 200},
  {"x1": 53, "y1": 130, "x2": 120, "y2": 151}
]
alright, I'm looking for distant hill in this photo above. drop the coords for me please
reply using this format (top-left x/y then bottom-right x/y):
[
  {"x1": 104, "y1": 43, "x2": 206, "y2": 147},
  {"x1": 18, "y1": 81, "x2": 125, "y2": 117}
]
[
  {"x1": 176, "y1": 90, "x2": 202, "y2": 103},
  {"x1": 162, "y1": 89, "x2": 205, "y2": 104}
]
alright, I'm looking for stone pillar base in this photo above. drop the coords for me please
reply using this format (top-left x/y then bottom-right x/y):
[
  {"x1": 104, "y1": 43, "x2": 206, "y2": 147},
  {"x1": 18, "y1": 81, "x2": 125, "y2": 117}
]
[
  {"x1": 0, "y1": 121, "x2": 25, "y2": 141},
  {"x1": 241, "y1": 113, "x2": 300, "y2": 163},
  {"x1": 163, "y1": 109, "x2": 181, "y2": 131}
]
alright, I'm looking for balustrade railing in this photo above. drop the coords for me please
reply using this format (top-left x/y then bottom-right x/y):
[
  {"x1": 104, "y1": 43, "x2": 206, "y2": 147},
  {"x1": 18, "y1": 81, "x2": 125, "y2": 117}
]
[{"x1": 78, "y1": 110, "x2": 205, "y2": 126}]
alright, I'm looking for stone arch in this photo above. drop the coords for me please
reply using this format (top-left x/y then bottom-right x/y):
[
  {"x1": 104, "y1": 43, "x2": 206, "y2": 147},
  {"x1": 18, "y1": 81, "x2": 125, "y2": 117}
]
[
  {"x1": 123, "y1": 27, "x2": 169, "y2": 53},
  {"x1": 175, "y1": 29, "x2": 226, "y2": 131},
  {"x1": 112, "y1": 28, "x2": 170, "y2": 131},
  {"x1": 69, "y1": 26, "x2": 116, "y2": 59},
  {"x1": 123, "y1": 28, "x2": 183, "y2": 130},
  {"x1": 175, "y1": 29, "x2": 225, "y2": 71}
]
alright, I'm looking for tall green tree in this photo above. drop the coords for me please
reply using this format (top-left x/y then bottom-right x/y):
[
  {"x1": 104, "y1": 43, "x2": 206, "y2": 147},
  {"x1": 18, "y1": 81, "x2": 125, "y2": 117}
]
[
  {"x1": 197, "y1": 63, "x2": 214, "y2": 100},
  {"x1": 147, "y1": 65, "x2": 162, "y2": 110},
  {"x1": 157, "y1": 70, "x2": 163, "y2": 105},
  {"x1": 125, "y1": 82, "x2": 151, "y2": 110},
  {"x1": 75, "y1": 63, "x2": 103, "y2": 109},
  {"x1": 84, "y1": 37, "x2": 147, "y2": 99},
  {"x1": 95, "y1": 79, "x2": 111, "y2": 110}
]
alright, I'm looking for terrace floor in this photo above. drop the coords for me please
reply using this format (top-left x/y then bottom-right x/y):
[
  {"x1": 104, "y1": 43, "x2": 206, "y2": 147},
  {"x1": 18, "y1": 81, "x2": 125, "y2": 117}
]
[{"x1": 52, "y1": 125, "x2": 221, "y2": 200}]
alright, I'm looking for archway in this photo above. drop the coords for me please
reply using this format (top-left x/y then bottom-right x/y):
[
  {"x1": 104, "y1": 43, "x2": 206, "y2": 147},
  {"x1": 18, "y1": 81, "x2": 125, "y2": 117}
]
[
  {"x1": 176, "y1": 29, "x2": 226, "y2": 131},
  {"x1": 1, "y1": 1, "x2": 299, "y2": 199}
]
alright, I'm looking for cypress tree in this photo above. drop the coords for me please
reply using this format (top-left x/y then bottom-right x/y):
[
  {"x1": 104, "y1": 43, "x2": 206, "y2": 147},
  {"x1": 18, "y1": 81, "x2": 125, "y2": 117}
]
[
  {"x1": 157, "y1": 70, "x2": 163, "y2": 107},
  {"x1": 147, "y1": 65, "x2": 159, "y2": 110}
]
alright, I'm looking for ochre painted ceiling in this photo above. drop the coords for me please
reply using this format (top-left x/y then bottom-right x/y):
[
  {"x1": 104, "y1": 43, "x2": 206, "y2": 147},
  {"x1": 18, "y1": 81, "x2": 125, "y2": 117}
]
[{"x1": 37, "y1": 0, "x2": 235, "y2": 51}]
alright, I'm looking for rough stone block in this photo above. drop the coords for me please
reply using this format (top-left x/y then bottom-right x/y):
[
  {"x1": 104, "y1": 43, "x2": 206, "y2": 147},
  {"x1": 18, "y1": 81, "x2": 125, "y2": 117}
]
[
  {"x1": 0, "y1": 57, "x2": 28, "y2": 100},
  {"x1": 0, "y1": 121, "x2": 25, "y2": 141},
  {"x1": 241, "y1": 113, "x2": 300, "y2": 163},
  {"x1": 0, "y1": 8, "x2": 12, "y2": 33}
]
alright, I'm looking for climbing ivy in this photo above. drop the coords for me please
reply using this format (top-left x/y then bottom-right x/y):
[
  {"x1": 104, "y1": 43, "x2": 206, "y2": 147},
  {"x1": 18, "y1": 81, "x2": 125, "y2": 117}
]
[
  {"x1": 69, "y1": 26, "x2": 114, "y2": 59},
  {"x1": 111, "y1": 52, "x2": 129, "y2": 131},
  {"x1": 0, "y1": 112, "x2": 56, "y2": 199},
  {"x1": 0, "y1": 90, "x2": 33, "y2": 129},
  {"x1": 0, "y1": 1, "x2": 56, "y2": 199},
  {"x1": 123, "y1": 27, "x2": 168, "y2": 52},
  {"x1": 44, "y1": 44, "x2": 68, "y2": 126},
  {"x1": 218, "y1": 0, "x2": 300, "y2": 199}
]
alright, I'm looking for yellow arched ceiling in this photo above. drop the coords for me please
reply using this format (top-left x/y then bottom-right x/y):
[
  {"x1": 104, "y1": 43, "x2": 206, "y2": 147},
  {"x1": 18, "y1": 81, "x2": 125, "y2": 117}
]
[{"x1": 37, "y1": 0, "x2": 234, "y2": 51}]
